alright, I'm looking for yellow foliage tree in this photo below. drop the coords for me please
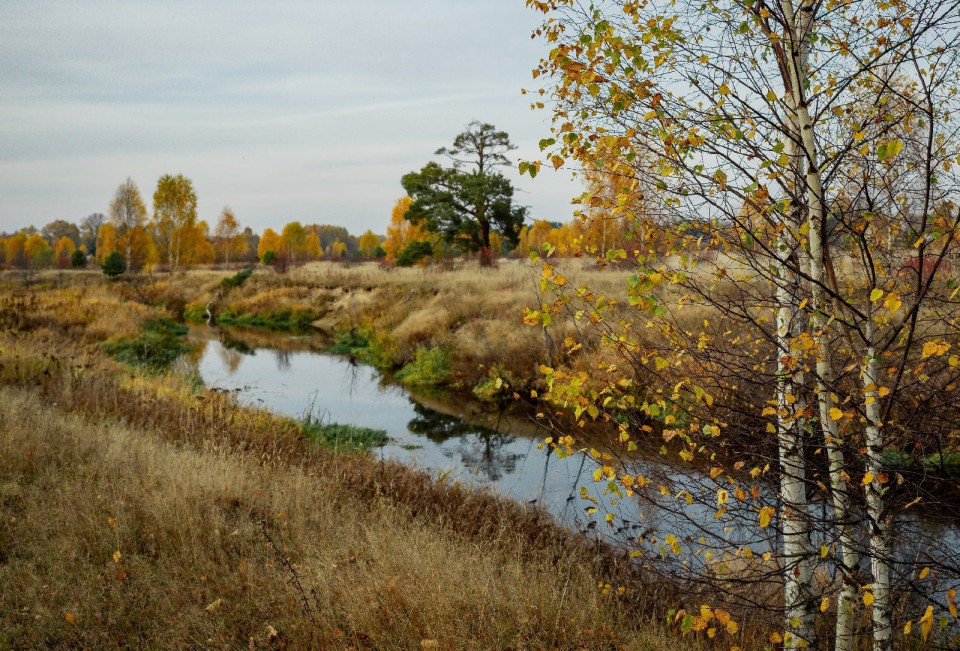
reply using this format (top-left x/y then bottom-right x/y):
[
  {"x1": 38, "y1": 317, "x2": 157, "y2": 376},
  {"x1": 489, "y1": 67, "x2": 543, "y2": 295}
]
[
  {"x1": 384, "y1": 197, "x2": 431, "y2": 260},
  {"x1": 258, "y1": 228, "x2": 281, "y2": 262},
  {"x1": 358, "y1": 230, "x2": 381, "y2": 258},
  {"x1": 54, "y1": 236, "x2": 76, "y2": 268}
]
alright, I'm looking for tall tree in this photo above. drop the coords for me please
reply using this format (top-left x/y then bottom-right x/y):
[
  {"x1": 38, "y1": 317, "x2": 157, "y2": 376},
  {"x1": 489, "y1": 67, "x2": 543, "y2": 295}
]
[
  {"x1": 79, "y1": 213, "x2": 105, "y2": 255},
  {"x1": 40, "y1": 219, "x2": 80, "y2": 247},
  {"x1": 151, "y1": 174, "x2": 197, "y2": 272},
  {"x1": 109, "y1": 178, "x2": 148, "y2": 272},
  {"x1": 214, "y1": 207, "x2": 245, "y2": 265},
  {"x1": 402, "y1": 121, "x2": 527, "y2": 266},
  {"x1": 357, "y1": 230, "x2": 381, "y2": 258}
]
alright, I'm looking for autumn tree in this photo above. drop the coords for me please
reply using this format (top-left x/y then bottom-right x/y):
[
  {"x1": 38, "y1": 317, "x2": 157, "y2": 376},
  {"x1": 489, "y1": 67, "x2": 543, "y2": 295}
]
[
  {"x1": 79, "y1": 213, "x2": 105, "y2": 256},
  {"x1": 109, "y1": 178, "x2": 149, "y2": 272},
  {"x1": 40, "y1": 219, "x2": 80, "y2": 247},
  {"x1": 151, "y1": 174, "x2": 197, "y2": 272},
  {"x1": 214, "y1": 207, "x2": 246, "y2": 265},
  {"x1": 4, "y1": 232, "x2": 27, "y2": 268},
  {"x1": 525, "y1": 1, "x2": 960, "y2": 649},
  {"x1": 54, "y1": 236, "x2": 76, "y2": 268},
  {"x1": 357, "y1": 230, "x2": 381, "y2": 258},
  {"x1": 24, "y1": 234, "x2": 52, "y2": 268},
  {"x1": 402, "y1": 121, "x2": 527, "y2": 266},
  {"x1": 384, "y1": 197, "x2": 432, "y2": 260},
  {"x1": 258, "y1": 228, "x2": 281, "y2": 263},
  {"x1": 95, "y1": 223, "x2": 118, "y2": 265}
]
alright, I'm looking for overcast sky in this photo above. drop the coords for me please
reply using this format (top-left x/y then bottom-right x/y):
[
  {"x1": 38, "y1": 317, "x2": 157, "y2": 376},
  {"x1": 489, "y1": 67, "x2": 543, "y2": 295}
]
[{"x1": 0, "y1": 0, "x2": 579, "y2": 235}]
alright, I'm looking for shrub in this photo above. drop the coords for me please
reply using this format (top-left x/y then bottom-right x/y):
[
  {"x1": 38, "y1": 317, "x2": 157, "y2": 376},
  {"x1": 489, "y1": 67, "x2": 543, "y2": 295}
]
[
  {"x1": 261, "y1": 250, "x2": 275, "y2": 265},
  {"x1": 396, "y1": 346, "x2": 449, "y2": 387},
  {"x1": 219, "y1": 266, "x2": 254, "y2": 292},
  {"x1": 70, "y1": 249, "x2": 87, "y2": 268},
  {"x1": 102, "y1": 251, "x2": 126, "y2": 279},
  {"x1": 396, "y1": 241, "x2": 433, "y2": 267}
]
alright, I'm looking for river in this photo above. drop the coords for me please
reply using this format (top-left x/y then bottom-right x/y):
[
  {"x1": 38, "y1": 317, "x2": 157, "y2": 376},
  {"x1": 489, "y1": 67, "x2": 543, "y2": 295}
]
[{"x1": 177, "y1": 324, "x2": 960, "y2": 599}]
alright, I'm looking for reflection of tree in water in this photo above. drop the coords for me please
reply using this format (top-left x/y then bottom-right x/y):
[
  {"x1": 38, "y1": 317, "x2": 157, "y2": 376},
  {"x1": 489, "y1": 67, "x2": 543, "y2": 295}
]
[
  {"x1": 273, "y1": 349, "x2": 292, "y2": 372},
  {"x1": 216, "y1": 331, "x2": 255, "y2": 373},
  {"x1": 407, "y1": 403, "x2": 522, "y2": 482},
  {"x1": 219, "y1": 333, "x2": 255, "y2": 355}
]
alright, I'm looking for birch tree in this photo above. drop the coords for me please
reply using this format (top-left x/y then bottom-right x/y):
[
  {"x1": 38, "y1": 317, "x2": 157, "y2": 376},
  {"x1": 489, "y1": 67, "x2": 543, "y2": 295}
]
[
  {"x1": 151, "y1": 174, "x2": 198, "y2": 272},
  {"x1": 524, "y1": 0, "x2": 960, "y2": 648},
  {"x1": 109, "y1": 177, "x2": 148, "y2": 272}
]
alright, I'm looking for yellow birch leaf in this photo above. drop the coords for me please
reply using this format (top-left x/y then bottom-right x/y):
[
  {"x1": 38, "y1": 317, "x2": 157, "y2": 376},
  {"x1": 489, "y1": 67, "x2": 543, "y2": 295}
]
[
  {"x1": 820, "y1": 596, "x2": 830, "y2": 612},
  {"x1": 863, "y1": 592, "x2": 875, "y2": 607},
  {"x1": 829, "y1": 407, "x2": 843, "y2": 421},
  {"x1": 870, "y1": 288, "x2": 884, "y2": 302},
  {"x1": 758, "y1": 506, "x2": 774, "y2": 528},
  {"x1": 862, "y1": 472, "x2": 875, "y2": 486},
  {"x1": 920, "y1": 567, "x2": 930, "y2": 579},
  {"x1": 921, "y1": 605, "x2": 934, "y2": 641},
  {"x1": 718, "y1": 83, "x2": 731, "y2": 95},
  {"x1": 904, "y1": 620, "x2": 912, "y2": 635}
]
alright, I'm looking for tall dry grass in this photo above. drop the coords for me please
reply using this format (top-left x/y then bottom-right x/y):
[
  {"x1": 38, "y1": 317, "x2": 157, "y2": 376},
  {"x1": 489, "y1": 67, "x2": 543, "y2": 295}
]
[{"x1": 0, "y1": 341, "x2": 711, "y2": 649}]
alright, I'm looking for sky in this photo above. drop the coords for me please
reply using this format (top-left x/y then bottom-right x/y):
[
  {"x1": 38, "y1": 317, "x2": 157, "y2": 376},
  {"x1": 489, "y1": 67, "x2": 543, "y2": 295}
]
[{"x1": 0, "y1": 0, "x2": 580, "y2": 235}]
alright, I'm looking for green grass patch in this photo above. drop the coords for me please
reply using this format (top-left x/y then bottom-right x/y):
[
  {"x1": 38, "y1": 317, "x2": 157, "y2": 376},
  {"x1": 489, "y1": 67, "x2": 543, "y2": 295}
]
[
  {"x1": 183, "y1": 305, "x2": 208, "y2": 322},
  {"x1": 396, "y1": 346, "x2": 450, "y2": 388},
  {"x1": 103, "y1": 318, "x2": 190, "y2": 372},
  {"x1": 328, "y1": 329, "x2": 371, "y2": 356},
  {"x1": 327, "y1": 328, "x2": 398, "y2": 370},
  {"x1": 302, "y1": 421, "x2": 388, "y2": 451},
  {"x1": 216, "y1": 309, "x2": 315, "y2": 330}
]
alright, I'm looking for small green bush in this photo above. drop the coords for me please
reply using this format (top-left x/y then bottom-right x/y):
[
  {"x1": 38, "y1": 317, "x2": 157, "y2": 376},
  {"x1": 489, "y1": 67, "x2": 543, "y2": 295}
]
[
  {"x1": 70, "y1": 249, "x2": 87, "y2": 268},
  {"x1": 396, "y1": 346, "x2": 449, "y2": 387},
  {"x1": 102, "y1": 251, "x2": 126, "y2": 279}
]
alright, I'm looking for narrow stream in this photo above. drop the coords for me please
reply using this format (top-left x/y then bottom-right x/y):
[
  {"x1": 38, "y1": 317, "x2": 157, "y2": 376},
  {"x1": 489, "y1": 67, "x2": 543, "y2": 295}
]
[{"x1": 178, "y1": 325, "x2": 960, "y2": 592}]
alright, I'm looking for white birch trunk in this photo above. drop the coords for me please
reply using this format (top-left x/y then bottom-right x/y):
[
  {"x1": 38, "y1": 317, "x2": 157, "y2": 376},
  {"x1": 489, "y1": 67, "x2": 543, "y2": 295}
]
[
  {"x1": 779, "y1": 1, "x2": 860, "y2": 647},
  {"x1": 863, "y1": 316, "x2": 892, "y2": 651},
  {"x1": 777, "y1": 70, "x2": 815, "y2": 648}
]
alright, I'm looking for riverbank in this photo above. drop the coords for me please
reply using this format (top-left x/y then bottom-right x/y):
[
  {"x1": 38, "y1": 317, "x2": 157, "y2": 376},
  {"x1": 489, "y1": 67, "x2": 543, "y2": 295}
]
[{"x1": 0, "y1": 283, "x2": 727, "y2": 649}]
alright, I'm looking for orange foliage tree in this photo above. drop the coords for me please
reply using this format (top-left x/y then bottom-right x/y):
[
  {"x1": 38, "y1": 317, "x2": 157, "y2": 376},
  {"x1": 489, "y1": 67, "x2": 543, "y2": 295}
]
[{"x1": 384, "y1": 197, "x2": 431, "y2": 260}]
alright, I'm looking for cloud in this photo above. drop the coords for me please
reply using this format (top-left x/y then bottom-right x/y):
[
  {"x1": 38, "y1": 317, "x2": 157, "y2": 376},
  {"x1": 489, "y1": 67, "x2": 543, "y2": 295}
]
[{"x1": 0, "y1": 0, "x2": 578, "y2": 234}]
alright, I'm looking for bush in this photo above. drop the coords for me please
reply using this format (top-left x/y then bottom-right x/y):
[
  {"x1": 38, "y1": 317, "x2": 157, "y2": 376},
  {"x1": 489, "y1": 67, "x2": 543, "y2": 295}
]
[
  {"x1": 396, "y1": 241, "x2": 433, "y2": 267},
  {"x1": 396, "y1": 346, "x2": 449, "y2": 387},
  {"x1": 102, "y1": 251, "x2": 126, "y2": 279},
  {"x1": 70, "y1": 249, "x2": 87, "y2": 268},
  {"x1": 261, "y1": 250, "x2": 275, "y2": 265},
  {"x1": 218, "y1": 266, "x2": 254, "y2": 292}
]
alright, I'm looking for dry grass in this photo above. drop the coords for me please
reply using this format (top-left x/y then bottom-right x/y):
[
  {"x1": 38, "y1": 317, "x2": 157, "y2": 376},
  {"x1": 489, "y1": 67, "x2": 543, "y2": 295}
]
[{"x1": 0, "y1": 337, "x2": 712, "y2": 650}]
